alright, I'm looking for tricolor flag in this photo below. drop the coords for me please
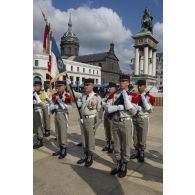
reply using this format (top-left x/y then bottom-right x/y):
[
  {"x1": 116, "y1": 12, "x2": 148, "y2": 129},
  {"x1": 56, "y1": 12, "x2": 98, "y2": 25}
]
[
  {"x1": 41, "y1": 10, "x2": 67, "y2": 86},
  {"x1": 49, "y1": 34, "x2": 67, "y2": 83}
]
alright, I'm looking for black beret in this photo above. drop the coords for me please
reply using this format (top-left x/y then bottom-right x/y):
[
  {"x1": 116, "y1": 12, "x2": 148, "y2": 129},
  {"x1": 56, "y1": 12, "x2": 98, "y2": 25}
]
[
  {"x1": 120, "y1": 74, "x2": 130, "y2": 81},
  {"x1": 34, "y1": 81, "x2": 42, "y2": 86},
  {"x1": 137, "y1": 79, "x2": 146, "y2": 86},
  {"x1": 108, "y1": 82, "x2": 117, "y2": 88},
  {"x1": 44, "y1": 81, "x2": 50, "y2": 85},
  {"x1": 56, "y1": 80, "x2": 66, "y2": 86},
  {"x1": 84, "y1": 78, "x2": 94, "y2": 84}
]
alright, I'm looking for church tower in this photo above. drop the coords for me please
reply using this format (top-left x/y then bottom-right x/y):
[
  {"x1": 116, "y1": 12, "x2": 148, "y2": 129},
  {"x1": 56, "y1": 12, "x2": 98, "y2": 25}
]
[{"x1": 60, "y1": 14, "x2": 79, "y2": 58}]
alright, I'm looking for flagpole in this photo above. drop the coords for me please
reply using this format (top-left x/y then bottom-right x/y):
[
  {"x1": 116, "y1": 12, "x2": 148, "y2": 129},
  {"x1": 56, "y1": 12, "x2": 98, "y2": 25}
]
[{"x1": 40, "y1": 10, "x2": 83, "y2": 121}]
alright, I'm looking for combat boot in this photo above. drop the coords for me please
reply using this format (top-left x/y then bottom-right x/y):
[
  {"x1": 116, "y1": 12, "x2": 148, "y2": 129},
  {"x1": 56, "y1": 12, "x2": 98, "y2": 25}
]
[
  {"x1": 84, "y1": 153, "x2": 93, "y2": 167},
  {"x1": 130, "y1": 149, "x2": 140, "y2": 159},
  {"x1": 33, "y1": 139, "x2": 43, "y2": 149},
  {"x1": 58, "y1": 147, "x2": 67, "y2": 159},
  {"x1": 138, "y1": 149, "x2": 145, "y2": 162},
  {"x1": 77, "y1": 152, "x2": 88, "y2": 164},
  {"x1": 118, "y1": 161, "x2": 128, "y2": 178},
  {"x1": 44, "y1": 129, "x2": 50, "y2": 137},
  {"x1": 102, "y1": 140, "x2": 110, "y2": 151},
  {"x1": 110, "y1": 160, "x2": 122, "y2": 175},
  {"x1": 107, "y1": 141, "x2": 114, "y2": 153},
  {"x1": 52, "y1": 150, "x2": 61, "y2": 156}
]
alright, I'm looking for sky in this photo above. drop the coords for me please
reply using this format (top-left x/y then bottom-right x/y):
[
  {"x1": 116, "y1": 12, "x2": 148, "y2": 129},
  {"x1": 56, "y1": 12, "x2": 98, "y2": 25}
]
[{"x1": 33, "y1": 0, "x2": 163, "y2": 73}]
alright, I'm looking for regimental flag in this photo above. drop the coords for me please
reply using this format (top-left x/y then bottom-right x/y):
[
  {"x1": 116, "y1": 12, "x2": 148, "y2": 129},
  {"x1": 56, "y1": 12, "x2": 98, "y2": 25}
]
[
  {"x1": 48, "y1": 34, "x2": 67, "y2": 84},
  {"x1": 41, "y1": 10, "x2": 50, "y2": 54},
  {"x1": 41, "y1": 10, "x2": 67, "y2": 94}
]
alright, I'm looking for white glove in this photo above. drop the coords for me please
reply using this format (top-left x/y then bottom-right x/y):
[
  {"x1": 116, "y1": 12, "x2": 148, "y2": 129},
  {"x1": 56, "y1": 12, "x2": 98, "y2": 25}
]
[
  {"x1": 34, "y1": 92, "x2": 42, "y2": 104},
  {"x1": 50, "y1": 104, "x2": 59, "y2": 111},
  {"x1": 107, "y1": 105, "x2": 124, "y2": 113},
  {"x1": 117, "y1": 105, "x2": 124, "y2": 111},
  {"x1": 140, "y1": 94, "x2": 151, "y2": 111},
  {"x1": 66, "y1": 78, "x2": 71, "y2": 85},
  {"x1": 137, "y1": 105, "x2": 142, "y2": 112}
]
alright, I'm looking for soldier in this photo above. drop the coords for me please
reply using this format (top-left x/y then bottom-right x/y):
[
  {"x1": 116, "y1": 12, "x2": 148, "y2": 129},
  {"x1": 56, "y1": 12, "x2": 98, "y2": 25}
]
[
  {"x1": 50, "y1": 77, "x2": 73, "y2": 159},
  {"x1": 130, "y1": 79, "x2": 155, "y2": 162},
  {"x1": 101, "y1": 82, "x2": 117, "y2": 153},
  {"x1": 42, "y1": 80, "x2": 52, "y2": 137},
  {"x1": 77, "y1": 78, "x2": 101, "y2": 167},
  {"x1": 104, "y1": 75, "x2": 137, "y2": 178},
  {"x1": 33, "y1": 79, "x2": 45, "y2": 149}
]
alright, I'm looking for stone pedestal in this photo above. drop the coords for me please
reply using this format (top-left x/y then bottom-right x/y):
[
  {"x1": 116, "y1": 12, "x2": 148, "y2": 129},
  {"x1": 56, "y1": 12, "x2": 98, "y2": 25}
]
[{"x1": 132, "y1": 31, "x2": 158, "y2": 85}]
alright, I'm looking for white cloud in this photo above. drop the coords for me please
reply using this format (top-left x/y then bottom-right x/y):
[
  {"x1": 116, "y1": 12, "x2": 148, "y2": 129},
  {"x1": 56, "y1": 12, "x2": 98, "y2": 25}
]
[
  {"x1": 33, "y1": 0, "x2": 163, "y2": 73},
  {"x1": 153, "y1": 22, "x2": 163, "y2": 52}
]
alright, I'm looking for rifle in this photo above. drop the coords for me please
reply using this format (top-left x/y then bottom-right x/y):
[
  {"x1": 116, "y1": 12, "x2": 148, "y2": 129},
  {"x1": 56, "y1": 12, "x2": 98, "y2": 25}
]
[
  {"x1": 106, "y1": 87, "x2": 135, "y2": 120},
  {"x1": 145, "y1": 85, "x2": 154, "y2": 96}
]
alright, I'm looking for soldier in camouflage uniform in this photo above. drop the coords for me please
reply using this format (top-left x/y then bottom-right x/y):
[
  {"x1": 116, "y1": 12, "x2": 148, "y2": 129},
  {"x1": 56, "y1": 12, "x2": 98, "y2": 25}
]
[
  {"x1": 42, "y1": 80, "x2": 52, "y2": 137},
  {"x1": 77, "y1": 79, "x2": 102, "y2": 167},
  {"x1": 104, "y1": 75, "x2": 137, "y2": 178},
  {"x1": 50, "y1": 77, "x2": 73, "y2": 159},
  {"x1": 130, "y1": 79, "x2": 155, "y2": 162},
  {"x1": 101, "y1": 82, "x2": 117, "y2": 153},
  {"x1": 33, "y1": 78, "x2": 48, "y2": 149}
]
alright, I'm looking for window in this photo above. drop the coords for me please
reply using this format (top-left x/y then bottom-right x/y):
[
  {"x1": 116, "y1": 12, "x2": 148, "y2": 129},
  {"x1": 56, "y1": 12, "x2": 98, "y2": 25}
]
[
  {"x1": 83, "y1": 68, "x2": 85, "y2": 73},
  {"x1": 97, "y1": 70, "x2": 98, "y2": 75},
  {"x1": 99, "y1": 63, "x2": 102, "y2": 67},
  {"x1": 76, "y1": 77, "x2": 80, "y2": 84},
  {"x1": 71, "y1": 66, "x2": 73, "y2": 71},
  {"x1": 70, "y1": 76, "x2": 73, "y2": 83},
  {"x1": 89, "y1": 69, "x2": 91, "y2": 74},
  {"x1": 82, "y1": 77, "x2": 85, "y2": 83},
  {"x1": 93, "y1": 70, "x2": 95, "y2": 74},
  {"x1": 96, "y1": 79, "x2": 98, "y2": 84},
  {"x1": 77, "y1": 67, "x2": 79, "y2": 72},
  {"x1": 35, "y1": 60, "x2": 38, "y2": 66}
]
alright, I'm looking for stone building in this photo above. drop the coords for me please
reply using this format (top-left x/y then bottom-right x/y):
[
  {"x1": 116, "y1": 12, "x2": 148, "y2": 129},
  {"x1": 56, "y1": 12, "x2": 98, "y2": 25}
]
[{"x1": 60, "y1": 14, "x2": 121, "y2": 83}]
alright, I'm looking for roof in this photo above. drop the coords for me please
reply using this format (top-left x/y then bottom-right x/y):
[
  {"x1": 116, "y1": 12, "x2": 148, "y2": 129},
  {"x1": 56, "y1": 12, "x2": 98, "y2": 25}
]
[{"x1": 74, "y1": 52, "x2": 108, "y2": 63}]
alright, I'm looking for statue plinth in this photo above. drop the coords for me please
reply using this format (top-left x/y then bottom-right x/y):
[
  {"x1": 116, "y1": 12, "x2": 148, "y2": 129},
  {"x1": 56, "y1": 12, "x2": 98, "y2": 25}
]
[{"x1": 132, "y1": 31, "x2": 159, "y2": 86}]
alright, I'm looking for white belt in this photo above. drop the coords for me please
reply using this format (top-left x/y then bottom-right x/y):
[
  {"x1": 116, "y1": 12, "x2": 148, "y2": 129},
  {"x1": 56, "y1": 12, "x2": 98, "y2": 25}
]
[
  {"x1": 134, "y1": 115, "x2": 148, "y2": 119},
  {"x1": 83, "y1": 114, "x2": 96, "y2": 119},
  {"x1": 119, "y1": 117, "x2": 131, "y2": 122}
]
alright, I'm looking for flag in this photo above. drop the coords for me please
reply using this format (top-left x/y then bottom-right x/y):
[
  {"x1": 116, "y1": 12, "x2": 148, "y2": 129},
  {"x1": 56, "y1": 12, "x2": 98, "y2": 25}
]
[
  {"x1": 49, "y1": 35, "x2": 67, "y2": 83},
  {"x1": 41, "y1": 10, "x2": 67, "y2": 93},
  {"x1": 41, "y1": 10, "x2": 50, "y2": 54}
]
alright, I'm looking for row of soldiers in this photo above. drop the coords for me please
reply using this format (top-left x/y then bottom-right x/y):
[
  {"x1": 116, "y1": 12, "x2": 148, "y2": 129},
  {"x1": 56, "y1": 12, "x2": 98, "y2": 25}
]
[{"x1": 33, "y1": 75, "x2": 155, "y2": 178}]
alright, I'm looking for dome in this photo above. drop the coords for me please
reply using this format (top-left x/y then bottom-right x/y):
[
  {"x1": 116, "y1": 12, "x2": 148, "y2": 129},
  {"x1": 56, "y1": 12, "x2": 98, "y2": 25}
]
[{"x1": 61, "y1": 14, "x2": 79, "y2": 44}]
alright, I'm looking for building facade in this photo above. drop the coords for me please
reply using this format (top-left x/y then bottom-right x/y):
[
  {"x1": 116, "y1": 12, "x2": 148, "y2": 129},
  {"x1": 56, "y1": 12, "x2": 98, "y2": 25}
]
[
  {"x1": 73, "y1": 43, "x2": 120, "y2": 83},
  {"x1": 59, "y1": 14, "x2": 121, "y2": 84},
  {"x1": 33, "y1": 54, "x2": 101, "y2": 84}
]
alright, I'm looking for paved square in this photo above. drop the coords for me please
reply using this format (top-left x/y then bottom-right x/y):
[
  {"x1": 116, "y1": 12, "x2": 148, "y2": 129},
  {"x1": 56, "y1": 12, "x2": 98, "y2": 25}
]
[{"x1": 34, "y1": 105, "x2": 163, "y2": 195}]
